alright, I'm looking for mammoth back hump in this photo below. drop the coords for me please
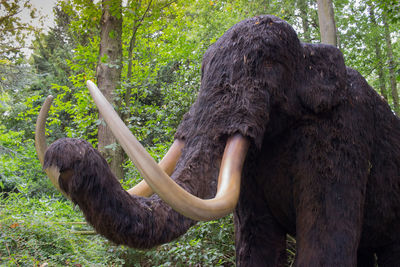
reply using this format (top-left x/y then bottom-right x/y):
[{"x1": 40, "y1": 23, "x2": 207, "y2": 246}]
[{"x1": 296, "y1": 43, "x2": 347, "y2": 114}]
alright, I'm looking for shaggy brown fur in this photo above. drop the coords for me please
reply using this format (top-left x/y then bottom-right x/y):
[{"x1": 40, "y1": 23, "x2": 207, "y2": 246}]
[{"x1": 44, "y1": 15, "x2": 400, "y2": 266}]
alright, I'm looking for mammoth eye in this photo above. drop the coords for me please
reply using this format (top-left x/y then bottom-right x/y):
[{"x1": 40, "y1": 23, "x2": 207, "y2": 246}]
[
  {"x1": 264, "y1": 60, "x2": 284, "y2": 72},
  {"x1": 262, "y1": 61, "x2": 286, "y2": 84},
  {"x1": 265, "y1": 61, "x2": 274, "y2": 68},
  {"x1": 264, "y1": 58, "x2": 279, "y2": 69}
]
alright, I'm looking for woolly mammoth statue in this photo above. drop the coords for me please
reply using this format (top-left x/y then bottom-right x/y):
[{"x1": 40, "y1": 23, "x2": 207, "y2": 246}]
[{"x1": 36, "y1": 15, "x2": 400, "y2": 266}]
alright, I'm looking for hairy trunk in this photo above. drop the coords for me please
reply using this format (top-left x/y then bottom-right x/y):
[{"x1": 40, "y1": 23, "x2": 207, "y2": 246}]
[
  {"x1": 44, "y1": 135, "x2": 224, "y2": 248},
  {"x1": 369, "y1": 4, "x2": 388, "y2": 100},
  {"x1": 96, "y1": 0, "x2": 124, "y2": 179},
  {"x1": 317, "y1": 0, "x2": 337, "y2": 46},
  {"x1": 383, "y1": 13, "x2": 399, "y2": 114}
]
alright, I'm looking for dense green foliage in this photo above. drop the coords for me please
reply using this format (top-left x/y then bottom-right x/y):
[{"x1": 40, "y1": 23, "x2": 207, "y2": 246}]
[
  {"x1": 1, "y1": 190, "x2": 238, "y2": 266},
  {"x1": 0, "y1": 0, "x2": 399, "y2": 265}
]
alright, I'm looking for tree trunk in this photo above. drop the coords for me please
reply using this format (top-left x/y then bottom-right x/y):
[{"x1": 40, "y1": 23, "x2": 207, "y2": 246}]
[
  {"x1": 383, "y1": 12, "x2": 399, "y2": 114},
  {"x1": 369, "y1": 4, "x2": 388, "y2": 100},
  {"x1": 316, "y1": 0, "x2": 337, "y2": 46},
  {"x1": 96, "y1": 0, "x2": 124, "y2": 179}
]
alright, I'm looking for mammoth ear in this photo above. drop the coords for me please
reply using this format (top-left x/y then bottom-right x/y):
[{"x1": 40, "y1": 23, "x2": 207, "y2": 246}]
[{"x1": 297, "y1": 44, "x2": 347, "y2": 113}]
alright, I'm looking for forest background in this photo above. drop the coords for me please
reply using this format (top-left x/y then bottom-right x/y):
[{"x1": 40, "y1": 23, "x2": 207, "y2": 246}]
[{"x1": 0, "y1": 0, "x2": 399, "y2": 266}]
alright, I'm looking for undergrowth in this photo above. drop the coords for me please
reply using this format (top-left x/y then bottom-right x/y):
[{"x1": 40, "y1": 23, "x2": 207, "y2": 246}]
[{"x1": 0, "y1": 191, "x2": 237, "y2": 266}]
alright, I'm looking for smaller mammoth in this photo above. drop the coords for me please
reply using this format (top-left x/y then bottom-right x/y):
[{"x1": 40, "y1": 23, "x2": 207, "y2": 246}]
[{"x1": 36, "y1": 15, "x2": 400, "y2": 266}]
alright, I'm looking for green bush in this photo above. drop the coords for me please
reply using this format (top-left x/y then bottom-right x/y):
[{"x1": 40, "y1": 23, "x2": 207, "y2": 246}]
[
  {"x1": 0, "y1": 190, "x2": 238, "y2": 266},
  {"x1": 0, "y1": 126, "x2": 57, "y2": 197},
  {"x1": 128, "y1": 216, "x2": 236, "y2": 267},
  {"x1": 151, "y1": 217, "x2": 236, "y2": 266},
  {"x1": 0, "y1": 192, "x2": 127, "y2": 266}
]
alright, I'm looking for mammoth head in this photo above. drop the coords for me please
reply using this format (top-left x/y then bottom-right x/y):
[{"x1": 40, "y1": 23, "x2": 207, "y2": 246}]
[
  {"x1": 175, "y1": 15, "x2": 347, "y2": 149},
  {"x1": 35, "y1": 15, "x2": 348, "y2": 248}
]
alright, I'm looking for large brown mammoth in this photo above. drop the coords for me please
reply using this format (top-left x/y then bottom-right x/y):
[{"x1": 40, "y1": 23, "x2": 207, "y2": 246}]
[{"x1": 36, "y1": 15, "x2": 400, "y2": 266}]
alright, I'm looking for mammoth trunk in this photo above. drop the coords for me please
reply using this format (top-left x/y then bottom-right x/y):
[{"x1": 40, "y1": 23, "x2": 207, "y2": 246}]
[{"x1": 44, "y1": 137, "x2": 223, "y2": 249}]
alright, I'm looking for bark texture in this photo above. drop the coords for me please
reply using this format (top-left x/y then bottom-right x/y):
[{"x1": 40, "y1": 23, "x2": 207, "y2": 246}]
[
  {"x1": 96, "y1": 0, "x2": 124, "y2": 179},
  {"x1": 317, "y1": 0, "x2": 337, "y2": 46}
]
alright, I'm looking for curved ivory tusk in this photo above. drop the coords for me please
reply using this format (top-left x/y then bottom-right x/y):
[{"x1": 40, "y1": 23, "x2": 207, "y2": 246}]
[
  {"x1": 87, "y1": 80, "x2": 250, "y2": 221},
  {"x1": 127, "y1": 139, "x2": 184, "y2": 197},
  {"x1": 34, "y1": 96, "x2": 68, "y2": 197},
  {"x1": 35, "y1": 96, "x2": 53, "y2": 166}
]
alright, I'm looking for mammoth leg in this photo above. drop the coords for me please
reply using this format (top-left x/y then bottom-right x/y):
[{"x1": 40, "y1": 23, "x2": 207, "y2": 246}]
[
  {"x1": 294, "y1": 177, "x2": 366, "y2": 266},
  {"x1": 234, "y1": 207, "x2": 287, "y2": 267},
  {"x1": 234, "y1": 155, "x2": 287, "y2": 267},
  {"x1": 293, "y1": 125, "x2": 370, "y2": 267}
]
